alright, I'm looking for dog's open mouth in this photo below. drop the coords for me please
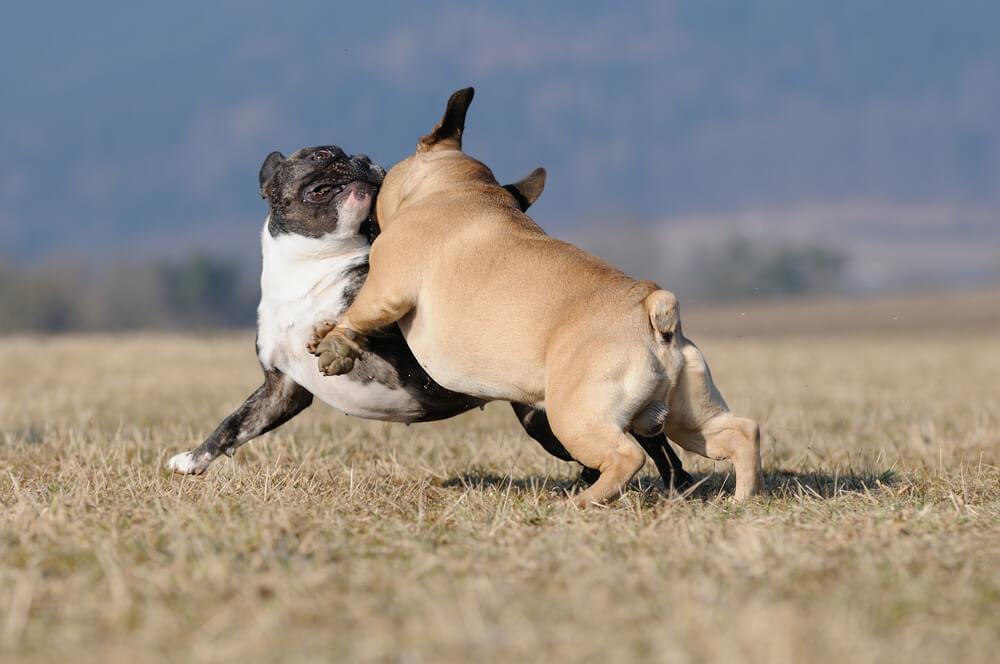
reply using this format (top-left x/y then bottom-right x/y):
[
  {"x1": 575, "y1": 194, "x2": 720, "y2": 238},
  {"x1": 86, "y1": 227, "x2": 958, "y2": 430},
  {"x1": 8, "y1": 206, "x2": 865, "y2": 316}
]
[
  {"x1": 304, "y1": 182, "x2": 347, "y2": 203},
  {"x1": 304, "y1": 174, "x2": 378, "y2": 205}
]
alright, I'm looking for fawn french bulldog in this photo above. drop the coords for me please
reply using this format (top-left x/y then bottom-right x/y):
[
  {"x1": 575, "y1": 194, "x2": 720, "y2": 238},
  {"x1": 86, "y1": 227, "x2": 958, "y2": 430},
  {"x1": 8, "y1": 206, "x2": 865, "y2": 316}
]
[{"x1": 311, "y1": 89, "x2": 761, "y2": 506}]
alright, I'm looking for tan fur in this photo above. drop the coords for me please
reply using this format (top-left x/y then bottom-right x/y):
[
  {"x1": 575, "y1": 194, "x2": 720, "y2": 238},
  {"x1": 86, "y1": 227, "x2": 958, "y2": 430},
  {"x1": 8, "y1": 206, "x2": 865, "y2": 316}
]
[{"x1": 313, "y1": 88, "x2": 763, "y2": 506}]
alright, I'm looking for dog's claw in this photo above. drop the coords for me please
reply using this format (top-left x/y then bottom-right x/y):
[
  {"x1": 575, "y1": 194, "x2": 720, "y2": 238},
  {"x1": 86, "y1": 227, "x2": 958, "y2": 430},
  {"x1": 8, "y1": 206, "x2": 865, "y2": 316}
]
[{"x1": 307, "y1": 320, "x2": 336, "y2": 353}]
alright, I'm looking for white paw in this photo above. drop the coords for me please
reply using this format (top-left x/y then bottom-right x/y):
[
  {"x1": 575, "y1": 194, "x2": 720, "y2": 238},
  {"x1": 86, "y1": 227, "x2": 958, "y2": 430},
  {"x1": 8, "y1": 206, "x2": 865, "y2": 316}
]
[{"x1": 167, "y1": 451, "x2": 209, "y2": 475}]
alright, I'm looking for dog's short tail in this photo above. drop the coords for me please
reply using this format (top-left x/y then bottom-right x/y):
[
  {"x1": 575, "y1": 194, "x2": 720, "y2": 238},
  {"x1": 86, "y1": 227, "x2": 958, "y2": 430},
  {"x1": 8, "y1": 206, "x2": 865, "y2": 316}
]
[{"x1": 644, "y1": 289, "x2": 679, "y2": 340}]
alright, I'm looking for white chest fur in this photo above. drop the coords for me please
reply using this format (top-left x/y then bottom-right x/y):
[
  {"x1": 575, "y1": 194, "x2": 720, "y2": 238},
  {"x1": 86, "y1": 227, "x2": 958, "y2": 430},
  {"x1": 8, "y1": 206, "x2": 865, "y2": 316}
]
[{"x1": 255, "y1": 222, "x2": 424, "y2": 420}]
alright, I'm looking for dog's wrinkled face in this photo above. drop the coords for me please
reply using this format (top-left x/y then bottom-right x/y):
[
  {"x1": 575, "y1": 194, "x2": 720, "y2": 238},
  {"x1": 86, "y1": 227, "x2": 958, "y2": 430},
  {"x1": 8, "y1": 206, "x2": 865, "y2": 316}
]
[{"x1": 259, "y1": 146, "x2": 386, "y2": 240}]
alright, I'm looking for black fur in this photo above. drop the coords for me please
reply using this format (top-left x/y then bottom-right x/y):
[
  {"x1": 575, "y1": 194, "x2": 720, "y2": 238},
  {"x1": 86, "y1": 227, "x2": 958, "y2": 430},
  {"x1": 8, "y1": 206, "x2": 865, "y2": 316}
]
[
  {"x1": 185, "y1": 368, "x2": 313, "y2": 465},
  {"x1": 259, "y1": 151, "x2": 285, "y2": 193}
]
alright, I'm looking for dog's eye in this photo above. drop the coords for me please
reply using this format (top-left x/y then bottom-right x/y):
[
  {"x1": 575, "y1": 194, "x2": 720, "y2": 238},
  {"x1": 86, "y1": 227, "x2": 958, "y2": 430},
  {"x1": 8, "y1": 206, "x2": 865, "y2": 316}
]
[{"x1": 310, "y1": 150, "x2": 333, "y2": 161}]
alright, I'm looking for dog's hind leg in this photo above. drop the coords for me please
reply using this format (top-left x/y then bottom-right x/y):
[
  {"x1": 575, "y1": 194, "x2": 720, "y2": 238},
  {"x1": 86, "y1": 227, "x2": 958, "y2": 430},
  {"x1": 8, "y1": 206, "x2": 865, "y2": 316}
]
[
  {"x1": 663, "y1": 341, "x2": 763, "y2": 500},
  {"x1": 634, "y1": 433, "x2": 694, "y2": 492},
  {"x1": 167, "y1": 367, "x2": 312, "y2": 475},
  {"x1": 665, "y1": 415, "x2": 762, "y2": 500},
  {"x1": 511, "y1": 403, "x2": 691, "y2": 490},
  {"x1": 544, "y1": 388, "x2": 647, "y2": 507},
  {"x1": 510, "y1": 402, "x2": 600, "y2": 485},
  {"x1": 552, "y1": 419, "x2": 647, "y2": 508}
]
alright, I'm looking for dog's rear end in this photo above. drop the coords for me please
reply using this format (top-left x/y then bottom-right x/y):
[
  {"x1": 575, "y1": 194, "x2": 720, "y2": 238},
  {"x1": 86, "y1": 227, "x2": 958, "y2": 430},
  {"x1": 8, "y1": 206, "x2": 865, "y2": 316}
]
[{"x1": 646, "y1": 291, "x2": 762, "y2": 500}]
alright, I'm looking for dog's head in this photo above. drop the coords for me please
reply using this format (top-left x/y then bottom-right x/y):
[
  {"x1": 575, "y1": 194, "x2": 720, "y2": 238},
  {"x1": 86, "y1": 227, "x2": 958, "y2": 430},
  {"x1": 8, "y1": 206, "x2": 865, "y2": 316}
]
[{"x1": 258, "y1": 146, "x2": 386, "y2": 241}]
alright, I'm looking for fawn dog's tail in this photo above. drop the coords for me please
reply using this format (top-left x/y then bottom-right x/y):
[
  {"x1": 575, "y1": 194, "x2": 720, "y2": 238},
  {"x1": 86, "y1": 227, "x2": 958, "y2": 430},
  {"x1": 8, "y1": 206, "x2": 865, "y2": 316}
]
[{"x1": 644, "y1": 289, "x2": 679, "y2": 340}]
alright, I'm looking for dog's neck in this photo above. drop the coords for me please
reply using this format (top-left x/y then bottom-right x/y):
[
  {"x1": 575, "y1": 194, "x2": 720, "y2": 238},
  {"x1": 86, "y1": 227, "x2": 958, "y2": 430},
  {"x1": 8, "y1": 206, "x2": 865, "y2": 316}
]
[
  {"x1": 262, "y1": 217, "x2": 369, "y2": 260},
  {"x1": 379, "y1": 152, "x2": 499, "y2": 230},
  {"x1": 259, "y1": 219, "x2": 369, "y2": 303}
]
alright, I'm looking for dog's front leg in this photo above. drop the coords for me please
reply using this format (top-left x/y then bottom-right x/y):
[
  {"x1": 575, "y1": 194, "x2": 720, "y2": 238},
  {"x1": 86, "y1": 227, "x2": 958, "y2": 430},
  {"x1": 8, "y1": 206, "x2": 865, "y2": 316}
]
[
  {"x1": 633, "y1": 433, "x2": 694, "y2": 492},
  {"x1": 311, "y1": 246, "x2": 417, "y2": 376},
  {"x1": 167, "y1": 368, "x2": 313, "y2": 475}
]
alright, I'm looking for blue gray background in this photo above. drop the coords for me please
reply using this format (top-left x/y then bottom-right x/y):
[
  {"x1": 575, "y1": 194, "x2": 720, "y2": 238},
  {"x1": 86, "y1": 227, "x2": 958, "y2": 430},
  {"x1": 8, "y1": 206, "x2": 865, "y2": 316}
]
[{"x1": 2, "y1": 1, "x2": 998, "y2": 294}]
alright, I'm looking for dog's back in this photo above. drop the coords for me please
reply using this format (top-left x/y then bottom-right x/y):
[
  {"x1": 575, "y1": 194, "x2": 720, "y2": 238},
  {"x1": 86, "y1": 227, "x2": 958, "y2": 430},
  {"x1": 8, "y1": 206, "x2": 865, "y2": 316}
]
[{"x1": 374, "y1": 97, "x2": 677, "y2": 408}]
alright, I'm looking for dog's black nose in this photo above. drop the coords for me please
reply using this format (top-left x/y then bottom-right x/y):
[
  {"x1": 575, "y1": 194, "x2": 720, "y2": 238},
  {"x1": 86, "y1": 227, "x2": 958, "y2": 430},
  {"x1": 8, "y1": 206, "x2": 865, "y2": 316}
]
[{"x1": 351, "y1": 155, "x2": 385, "y2": 184}]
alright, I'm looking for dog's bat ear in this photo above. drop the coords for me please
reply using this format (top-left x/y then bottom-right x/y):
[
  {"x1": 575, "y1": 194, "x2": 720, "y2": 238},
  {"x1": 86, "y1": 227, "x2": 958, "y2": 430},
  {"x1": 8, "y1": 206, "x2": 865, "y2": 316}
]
[
  {"x1": 259, "y1": 151, "x2": 285, "y2": 198},
  {"x1": 417, "y1": 87, "x2": 474, "y2": 153},
  {"x1": 503, "y1": 167, "x2": 546, "y2": 212}
]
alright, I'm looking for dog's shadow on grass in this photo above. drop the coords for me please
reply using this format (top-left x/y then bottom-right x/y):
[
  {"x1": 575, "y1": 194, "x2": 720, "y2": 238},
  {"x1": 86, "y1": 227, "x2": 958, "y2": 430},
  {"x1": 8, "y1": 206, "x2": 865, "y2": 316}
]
[
  {"x1": 760, "y1": 467, "x2": 900, "y2": 499},
  {"x1": 669, "y1": 466, "x2": 900, "y2": 501},
  {"x1": 438, "y1": 473, "x2": 583, "y2": 497},
  {"x1": 440, "y1": 466, "x2": 900, "y2": 503}
]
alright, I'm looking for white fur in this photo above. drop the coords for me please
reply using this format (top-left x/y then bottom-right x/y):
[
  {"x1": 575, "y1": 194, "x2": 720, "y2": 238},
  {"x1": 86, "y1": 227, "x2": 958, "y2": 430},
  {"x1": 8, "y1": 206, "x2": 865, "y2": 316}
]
[
  {"x1": 167, "y1": 451, "x2": 208, "y2": 474},
  {"x1": 256, "y1": 221, "x2": 427, "y2": 421}
]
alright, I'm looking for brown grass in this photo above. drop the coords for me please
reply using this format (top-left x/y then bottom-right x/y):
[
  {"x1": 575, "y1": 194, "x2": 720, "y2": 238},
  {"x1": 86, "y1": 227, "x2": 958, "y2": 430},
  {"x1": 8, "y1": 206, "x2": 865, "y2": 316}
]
[
  {"x1": 2, "y1": 299, "x2": 999, "y2": 662},
  {"x1": 683, "y1": 287, "x2": 1000, "y2": 337}
]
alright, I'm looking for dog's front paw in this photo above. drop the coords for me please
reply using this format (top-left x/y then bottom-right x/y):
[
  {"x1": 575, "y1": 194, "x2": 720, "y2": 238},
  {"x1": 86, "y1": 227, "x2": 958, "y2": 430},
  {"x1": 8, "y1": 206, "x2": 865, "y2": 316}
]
[
  {"x1": 313, "y1": 329, "x2": 365, "y2": 376},
  {"x1": 167, "y1": 450, "x2": 210, "y2": 475},
  {"x1": 306, "y1": 320, "x2": 336, "y2": 353}
]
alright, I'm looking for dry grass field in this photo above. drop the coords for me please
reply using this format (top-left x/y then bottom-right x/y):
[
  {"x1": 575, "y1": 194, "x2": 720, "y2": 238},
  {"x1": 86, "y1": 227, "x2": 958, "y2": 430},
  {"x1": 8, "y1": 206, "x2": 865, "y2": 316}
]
[{"x1": 2, "y1": 291, "x2": 999, "y2": 663}]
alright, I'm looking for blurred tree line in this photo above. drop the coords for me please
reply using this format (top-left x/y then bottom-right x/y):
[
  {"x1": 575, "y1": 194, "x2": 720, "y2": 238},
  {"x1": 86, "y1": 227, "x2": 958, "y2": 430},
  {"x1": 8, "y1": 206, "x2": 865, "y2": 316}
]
[
  {"x1": 1, "y1": 236, "x2": 848, "y2": 333},
  {"x1": 697, "y1": 236, "x2": 846, "y2": 299},
  {"x1": 0, "y1": 254, "x2": 258, "y2": 333},
  {"x1": 572, "y1": 227, "x2": 849, "y2": 302}
]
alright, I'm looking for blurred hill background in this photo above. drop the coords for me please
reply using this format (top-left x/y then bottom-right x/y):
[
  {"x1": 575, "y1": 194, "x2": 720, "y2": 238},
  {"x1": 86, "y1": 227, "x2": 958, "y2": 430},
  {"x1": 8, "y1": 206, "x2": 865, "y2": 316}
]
[{"x1": 2, "y1": 0, "x2": 998, "y2": 331}]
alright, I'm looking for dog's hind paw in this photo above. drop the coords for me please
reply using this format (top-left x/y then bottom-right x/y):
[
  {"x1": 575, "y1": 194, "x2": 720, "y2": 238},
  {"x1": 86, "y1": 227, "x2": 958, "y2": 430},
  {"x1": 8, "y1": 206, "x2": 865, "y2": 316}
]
[{"x1": 167, "y1": 451, "x2": 210, "y2": 475}]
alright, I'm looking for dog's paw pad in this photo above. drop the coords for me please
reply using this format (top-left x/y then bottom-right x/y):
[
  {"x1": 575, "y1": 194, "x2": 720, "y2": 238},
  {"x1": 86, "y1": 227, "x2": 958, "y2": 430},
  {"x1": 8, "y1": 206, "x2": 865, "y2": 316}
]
[
  {"x1": 316, "y1": 336, "x2": 357, "y2": 375},
  {"x1": 319, "y1": 354, "x2": 355, "y2": 375},
  {"x1": 167, "y1": 451, "x2": 208, "y2": 475}
]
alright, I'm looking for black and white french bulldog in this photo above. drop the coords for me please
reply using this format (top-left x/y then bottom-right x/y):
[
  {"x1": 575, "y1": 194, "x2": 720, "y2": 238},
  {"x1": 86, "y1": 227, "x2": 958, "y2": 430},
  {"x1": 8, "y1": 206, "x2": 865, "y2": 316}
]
[{"x1": 167, "y1": 146, "x2": 691, "y2": 490}]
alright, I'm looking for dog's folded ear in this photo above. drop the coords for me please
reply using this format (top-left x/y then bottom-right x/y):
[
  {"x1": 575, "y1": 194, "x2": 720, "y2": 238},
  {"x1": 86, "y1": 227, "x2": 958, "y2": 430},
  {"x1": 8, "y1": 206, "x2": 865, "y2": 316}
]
[
  {"x1": 503, "y1": 167, "x2": 546, "y2": 212},
  {"x1": 259, "y1": 151, "x2": 285, "y2": 198},
  {"x1": 417, "y1": 87, "x2": 474, "y2": 153}
]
